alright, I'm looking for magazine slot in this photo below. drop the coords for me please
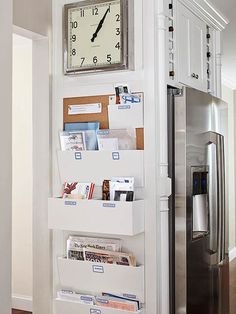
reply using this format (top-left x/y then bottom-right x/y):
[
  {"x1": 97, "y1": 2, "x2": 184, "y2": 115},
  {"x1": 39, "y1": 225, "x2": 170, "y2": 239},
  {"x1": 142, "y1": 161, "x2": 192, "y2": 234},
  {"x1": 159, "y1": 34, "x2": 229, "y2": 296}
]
[
  {"x1": 57, "y1": 258, "x2": 145, "y2": 302},
  {"x1": 55, "y1": 298, "x2": 145, "y2": 314},
  {"x1": 48, "y1": 198, "x2": 144, "y2": 236},
  {"x1": 108, "y1": 103, "x2": 144, "y2": 129},
  {"x1": 57, "y1": 150, "x2": 144, "y2": 187}
]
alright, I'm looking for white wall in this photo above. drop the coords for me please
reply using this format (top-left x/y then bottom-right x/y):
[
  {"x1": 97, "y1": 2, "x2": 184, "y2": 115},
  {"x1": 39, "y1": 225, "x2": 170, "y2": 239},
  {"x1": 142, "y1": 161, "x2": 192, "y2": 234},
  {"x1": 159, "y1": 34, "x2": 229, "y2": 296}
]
[
  {"x1": 222, "y1": 85, "x2": 236, "y2": 251},
  {"x1": 13, "y1": 0, "x2": 52, "y2": 36},
  {"x1": 12, "y1": 34, "x2": 33, "y2": 309},
  {"x1": 0, "y1": 1, "x2": 12, "y2": 313}
]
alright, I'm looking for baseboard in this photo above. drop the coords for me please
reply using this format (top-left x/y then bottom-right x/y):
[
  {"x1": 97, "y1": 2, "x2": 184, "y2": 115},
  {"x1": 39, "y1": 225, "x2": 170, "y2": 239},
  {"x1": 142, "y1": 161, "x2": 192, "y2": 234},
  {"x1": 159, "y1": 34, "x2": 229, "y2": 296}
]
[
  {"x1": 12, "y1": 294, "x2": 33, "y2": 312},
  {"x1": 229, "y1": 247, "x2": 236, "y2": 262}
]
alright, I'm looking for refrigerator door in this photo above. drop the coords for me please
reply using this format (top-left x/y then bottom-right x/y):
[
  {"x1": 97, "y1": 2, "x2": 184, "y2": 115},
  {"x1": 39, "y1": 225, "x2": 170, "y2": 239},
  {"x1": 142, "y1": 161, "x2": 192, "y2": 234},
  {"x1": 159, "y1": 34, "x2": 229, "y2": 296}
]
[{"x1": 173, "y1": 87, "x2": 229, "y2": 314}]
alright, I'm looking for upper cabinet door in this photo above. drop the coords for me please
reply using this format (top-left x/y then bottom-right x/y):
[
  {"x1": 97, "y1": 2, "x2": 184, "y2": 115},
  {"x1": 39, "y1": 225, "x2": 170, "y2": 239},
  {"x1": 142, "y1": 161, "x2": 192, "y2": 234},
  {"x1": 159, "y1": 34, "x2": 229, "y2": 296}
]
[{"x1": 177, "y1": 1, "x2": 207, "y2": 92}]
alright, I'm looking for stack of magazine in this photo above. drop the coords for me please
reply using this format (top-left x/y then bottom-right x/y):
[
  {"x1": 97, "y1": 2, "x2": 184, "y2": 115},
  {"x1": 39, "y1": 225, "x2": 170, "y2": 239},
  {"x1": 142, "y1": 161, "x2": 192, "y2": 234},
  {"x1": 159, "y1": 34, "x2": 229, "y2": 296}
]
[
  {"x1": 58, "y1": 289, "x2": 142, "y2": 311},
  {"x1": 66, "y1": 236, "x2": 136, "y2": 267}
]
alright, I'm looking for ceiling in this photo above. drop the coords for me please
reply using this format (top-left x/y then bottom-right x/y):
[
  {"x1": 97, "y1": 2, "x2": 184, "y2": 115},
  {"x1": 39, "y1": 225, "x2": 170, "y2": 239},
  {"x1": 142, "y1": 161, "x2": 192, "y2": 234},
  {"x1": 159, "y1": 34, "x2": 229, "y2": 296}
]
[{"x1": 211, "y1": 0, "x2": 236, "y2": 88}]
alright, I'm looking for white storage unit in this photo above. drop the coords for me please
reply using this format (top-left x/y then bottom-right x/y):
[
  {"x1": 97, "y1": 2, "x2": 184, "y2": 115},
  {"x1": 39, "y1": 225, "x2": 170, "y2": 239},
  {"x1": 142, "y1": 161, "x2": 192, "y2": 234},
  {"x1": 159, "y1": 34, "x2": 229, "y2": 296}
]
[
  {"x1": 176, "y1": 1, "x2": 207, "y2": 92},
  {"x1": 57, "y1": 258, "x2": 145, "y2": 302},
  {"x1": 108, "y1": 103, "x2": 144, "y2": 129},
  {"x1": 57, "y1": 150, "x2": 144, "y2": 187},
  {"x1": 170, "y1": 0, "x2": 228, "y2": 97},
  {"x1": 48, "y1": 198, "x2": 144, "y2": 236},
  {"x1": 55, "y1": 298, "x2": 144, "y2": 314}
]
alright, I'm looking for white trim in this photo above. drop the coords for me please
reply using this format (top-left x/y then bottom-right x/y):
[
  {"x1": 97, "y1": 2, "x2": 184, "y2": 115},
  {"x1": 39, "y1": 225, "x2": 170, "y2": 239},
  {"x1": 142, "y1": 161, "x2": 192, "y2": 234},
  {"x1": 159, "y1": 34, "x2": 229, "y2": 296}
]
[
  {"x1": 229, "y1": 247, "x2": 236, "y2": 262},
  {"x1": 178, "y1": 0, "x2": 229, "y2": 30},
  {"x1": 12, "y1": 294, "x2": 33, "y2": 312}
]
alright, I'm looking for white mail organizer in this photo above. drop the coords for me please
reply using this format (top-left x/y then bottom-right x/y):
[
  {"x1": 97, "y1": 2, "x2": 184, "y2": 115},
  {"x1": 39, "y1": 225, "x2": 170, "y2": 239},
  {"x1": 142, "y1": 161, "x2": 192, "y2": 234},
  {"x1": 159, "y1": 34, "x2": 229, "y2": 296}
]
[
  {"x1": 48, "y1": 198, "x2": 144, "y2": 236},
  {"x1": 57, "y1": 150, "x2": 144, "y2": 187},
  {"x1": 57, "y1": 258, "x2": 145, "y2": 302},
  {"x1": 55, "y1": 298, "x2": 144, "y2": 314},
  {"x1": 108, "y1": 103, "x2": 144, "y2": 129}
]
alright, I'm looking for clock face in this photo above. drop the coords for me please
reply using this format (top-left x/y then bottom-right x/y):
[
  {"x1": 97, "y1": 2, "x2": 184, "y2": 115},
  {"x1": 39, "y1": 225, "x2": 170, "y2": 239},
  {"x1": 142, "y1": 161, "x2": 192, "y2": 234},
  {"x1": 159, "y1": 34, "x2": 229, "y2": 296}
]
[{"x1": 64, "y1": 0, "x2": 128, "y2": 73}]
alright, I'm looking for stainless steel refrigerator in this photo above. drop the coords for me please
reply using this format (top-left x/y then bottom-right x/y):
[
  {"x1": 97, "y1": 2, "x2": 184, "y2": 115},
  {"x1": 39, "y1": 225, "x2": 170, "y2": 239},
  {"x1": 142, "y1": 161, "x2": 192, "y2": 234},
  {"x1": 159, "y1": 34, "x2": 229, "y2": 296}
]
[{"x1": 168, "y1": 87, "x2": 229, "y2": 314}]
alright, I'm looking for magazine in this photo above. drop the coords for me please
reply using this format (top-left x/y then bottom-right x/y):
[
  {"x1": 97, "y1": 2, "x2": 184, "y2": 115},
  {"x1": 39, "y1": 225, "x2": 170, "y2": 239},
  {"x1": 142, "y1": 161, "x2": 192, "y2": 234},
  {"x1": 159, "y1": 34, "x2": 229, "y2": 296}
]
[
  {"x1": 96, "y1": 129, "x2": 136, "y2": 150},
  {"x1": 67, "y1": 236, "x2": 122, "y2": 260},
  {"x1": 64, "y1": 122, "x2": 100, "y2": 150},
  {"x1": 57, "y1": 290, "x2": 141, "y2": 311},
  {"x1": 83, "y1": 247, "x2": 136, "y2": 266},
  {"x1": 57, "y1": 290, "x2": 95, "y2": 305},
  {"x1": 62, "y1": 182, "x2": 95, "y2": 200},
  {"x1": 59, "y1": 131, "x2": 86, "y2": 151},
  {"x1": 109, "y1": 177, "x2": 135, "y2": 202}
]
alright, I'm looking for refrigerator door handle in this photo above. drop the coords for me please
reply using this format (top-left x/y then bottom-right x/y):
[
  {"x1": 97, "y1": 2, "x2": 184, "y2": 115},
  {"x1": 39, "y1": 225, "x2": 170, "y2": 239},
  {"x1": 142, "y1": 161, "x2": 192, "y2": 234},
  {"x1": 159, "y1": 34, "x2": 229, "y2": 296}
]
[{"x1": 206, "y1": 131, "x2": 225, "y2": 264}]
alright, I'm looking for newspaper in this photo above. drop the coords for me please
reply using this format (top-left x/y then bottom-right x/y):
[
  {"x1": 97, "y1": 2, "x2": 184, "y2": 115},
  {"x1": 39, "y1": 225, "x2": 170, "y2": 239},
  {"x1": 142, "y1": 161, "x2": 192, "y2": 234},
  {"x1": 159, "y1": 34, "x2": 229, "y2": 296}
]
[
  {"x1": 67, "y1": 236, "x2": 122, "y2": 260},
  {"x1": 83, "y1": 247, "x2": 136, "y2": 266}
]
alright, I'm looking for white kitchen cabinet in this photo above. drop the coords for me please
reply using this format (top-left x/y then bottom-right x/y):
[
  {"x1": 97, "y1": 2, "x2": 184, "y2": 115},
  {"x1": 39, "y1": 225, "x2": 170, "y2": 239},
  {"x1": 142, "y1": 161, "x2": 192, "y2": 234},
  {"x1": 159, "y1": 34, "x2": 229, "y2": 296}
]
[{"x1": 176, "y1": 1, "x2": 207, "y2": 92}]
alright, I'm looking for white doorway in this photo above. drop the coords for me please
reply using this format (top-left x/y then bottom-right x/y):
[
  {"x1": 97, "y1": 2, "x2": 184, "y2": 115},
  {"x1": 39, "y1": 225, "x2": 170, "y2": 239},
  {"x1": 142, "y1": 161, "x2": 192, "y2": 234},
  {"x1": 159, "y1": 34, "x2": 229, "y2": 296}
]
[
  {"x1": 12, "y1": 33, "x2": 33, "y2": 312},
  {"x1": 11, "y1": 28, "x2": 51, "y2": 314}
]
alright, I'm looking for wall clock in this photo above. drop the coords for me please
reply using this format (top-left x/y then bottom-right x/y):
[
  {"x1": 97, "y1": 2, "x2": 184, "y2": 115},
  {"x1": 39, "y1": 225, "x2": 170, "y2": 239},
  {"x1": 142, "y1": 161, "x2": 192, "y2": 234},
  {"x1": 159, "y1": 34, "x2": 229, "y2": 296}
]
[{"x1": 64, "y1": 0, "x2": 131, "y2": 74}]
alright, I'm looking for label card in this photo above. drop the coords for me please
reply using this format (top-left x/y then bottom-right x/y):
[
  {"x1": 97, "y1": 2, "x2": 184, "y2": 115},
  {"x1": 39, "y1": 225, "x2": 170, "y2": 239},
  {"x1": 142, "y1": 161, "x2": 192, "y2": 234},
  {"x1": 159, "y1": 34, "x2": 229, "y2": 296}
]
[
  {"x1": 90, "y1": 309, "x2": 101, "y2": 314},
  {"x1": 92, "y1": 265, "x2": 104, "y2": 273},
  {"x1": 68, "y1": 103, "x2": 102, "y2": 115}
]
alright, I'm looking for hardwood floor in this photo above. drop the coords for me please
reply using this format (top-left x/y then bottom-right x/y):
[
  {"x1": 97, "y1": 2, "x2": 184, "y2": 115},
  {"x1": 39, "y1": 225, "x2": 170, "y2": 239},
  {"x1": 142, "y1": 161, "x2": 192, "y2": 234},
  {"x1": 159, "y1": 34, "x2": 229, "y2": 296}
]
[
  {"x1": 230, "y1": 259, "x2": 236, "y2": 314},
  {"x1": 12, "y1": 310, "x2": 31, "y2": 314}
]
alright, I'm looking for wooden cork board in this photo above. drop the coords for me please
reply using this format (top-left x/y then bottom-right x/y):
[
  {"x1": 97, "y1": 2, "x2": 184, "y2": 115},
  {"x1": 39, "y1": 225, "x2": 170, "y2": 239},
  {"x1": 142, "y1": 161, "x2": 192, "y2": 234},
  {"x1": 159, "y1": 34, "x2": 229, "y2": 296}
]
[{"x1": 63, "y1": 94, "x2": 144, "y2": 150}]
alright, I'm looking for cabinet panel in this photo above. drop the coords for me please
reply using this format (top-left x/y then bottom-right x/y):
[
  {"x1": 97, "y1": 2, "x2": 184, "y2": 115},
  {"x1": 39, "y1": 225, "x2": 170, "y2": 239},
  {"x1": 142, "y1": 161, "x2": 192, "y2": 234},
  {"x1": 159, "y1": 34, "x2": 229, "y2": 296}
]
[{"x1": 177, "y1": 2, "x2": 207, "y2": 92}]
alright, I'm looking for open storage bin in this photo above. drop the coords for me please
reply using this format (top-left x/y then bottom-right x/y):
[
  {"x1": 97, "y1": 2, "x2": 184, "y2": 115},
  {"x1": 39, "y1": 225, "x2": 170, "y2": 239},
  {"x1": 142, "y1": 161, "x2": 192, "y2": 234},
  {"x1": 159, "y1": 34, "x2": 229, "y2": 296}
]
[
  {"x1": 108, "y1": 103, "x2": 144, "y2": 129},
  {"x1": 57, "y1": 150, "x2": 144, "y2": 187},
  {"x1": 55, "y1": 298, "x2": 145, "y2": 314},
  {"x1": 57, "y1": 258, "x2": 145, "y2": 302},
  {"x1": 48, "y1": 198, "x2": 144, "y2": 235}
]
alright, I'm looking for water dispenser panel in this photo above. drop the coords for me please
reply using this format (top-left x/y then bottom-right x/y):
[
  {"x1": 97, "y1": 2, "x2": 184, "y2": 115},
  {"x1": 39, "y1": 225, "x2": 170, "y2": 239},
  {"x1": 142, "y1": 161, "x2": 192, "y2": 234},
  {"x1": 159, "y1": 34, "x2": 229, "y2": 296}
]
[{"x1": 192, "y1": 170, "x2": 209, "y2": 239}]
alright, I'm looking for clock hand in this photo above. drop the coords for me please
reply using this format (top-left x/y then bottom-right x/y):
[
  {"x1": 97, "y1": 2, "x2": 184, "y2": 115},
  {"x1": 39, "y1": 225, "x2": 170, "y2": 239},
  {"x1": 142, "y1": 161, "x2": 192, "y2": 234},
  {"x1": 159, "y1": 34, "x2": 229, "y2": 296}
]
[{"x1": 91, "y1": 7, "x2": 110, "y2": 42}]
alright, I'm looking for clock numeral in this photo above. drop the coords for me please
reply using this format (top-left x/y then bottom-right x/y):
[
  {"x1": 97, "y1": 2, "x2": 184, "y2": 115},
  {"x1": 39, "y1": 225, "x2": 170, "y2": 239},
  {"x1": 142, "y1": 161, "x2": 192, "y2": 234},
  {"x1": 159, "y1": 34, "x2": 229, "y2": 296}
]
[
  {"x1": 107, "y1": 54, "x2": 112, "y2": 64},
  {"x1": 116, "y1": 28, "x2": 120, "y2": 35},
  {"x1": 108, "y1": 5, "x2": 111, "y2": 13},
  {"x1": 71, "y1": 35, "x2": 77, "y2": 42},
  {"x1": 115, "y1": 42, "x2": 121, "y2": 50},
  {"x1": 71, "y1": 48, "x2": 77, "y2": 56},
  {"x1": 70, "y1": 21, "x2": 78, "y2": 29},
  {"x1": 80, "y1": 57, "x2": 85, "y2": 67},
  {"x1": 93, "y1": 56, "x2": 98, "y2": 64},
  {"x1": 116, "y1": 14, "x2": 120, "y2": 22},
  {"x1": 80, "y1": 9, "x2": 85, "y2": 17},
  {"x1": 92, "y1": 7, "x2": 98, "y2": 15}
]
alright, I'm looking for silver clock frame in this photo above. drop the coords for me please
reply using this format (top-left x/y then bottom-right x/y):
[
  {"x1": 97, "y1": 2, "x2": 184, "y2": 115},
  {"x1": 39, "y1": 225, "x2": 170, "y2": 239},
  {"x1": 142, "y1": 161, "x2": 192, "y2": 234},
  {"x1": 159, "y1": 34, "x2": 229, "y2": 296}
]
[{"x1": 64, "y1": 0, "x2": 132, "y2": 75}]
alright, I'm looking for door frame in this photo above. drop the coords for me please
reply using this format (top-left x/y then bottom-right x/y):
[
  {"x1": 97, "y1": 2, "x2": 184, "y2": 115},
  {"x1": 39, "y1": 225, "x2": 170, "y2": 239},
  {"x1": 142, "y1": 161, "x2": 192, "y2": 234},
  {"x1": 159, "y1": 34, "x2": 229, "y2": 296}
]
[
  {"x1": 13, "y1": 25, "x2": 52, "y2": 314},
  {"x1": 0, "y1": 1, "x2": 13, "y2": 313}
]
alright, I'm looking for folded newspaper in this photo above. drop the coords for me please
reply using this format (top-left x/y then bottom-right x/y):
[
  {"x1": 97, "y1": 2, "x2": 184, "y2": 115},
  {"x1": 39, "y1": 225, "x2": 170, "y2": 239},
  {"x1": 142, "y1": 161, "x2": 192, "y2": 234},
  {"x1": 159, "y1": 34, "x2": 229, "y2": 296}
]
[
  {"x1": 83, "y1": 247, "x2": 136, "y2": 266},
  {"x1": 67, "y1": 236, "x2": 122, "y2": 260}
]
